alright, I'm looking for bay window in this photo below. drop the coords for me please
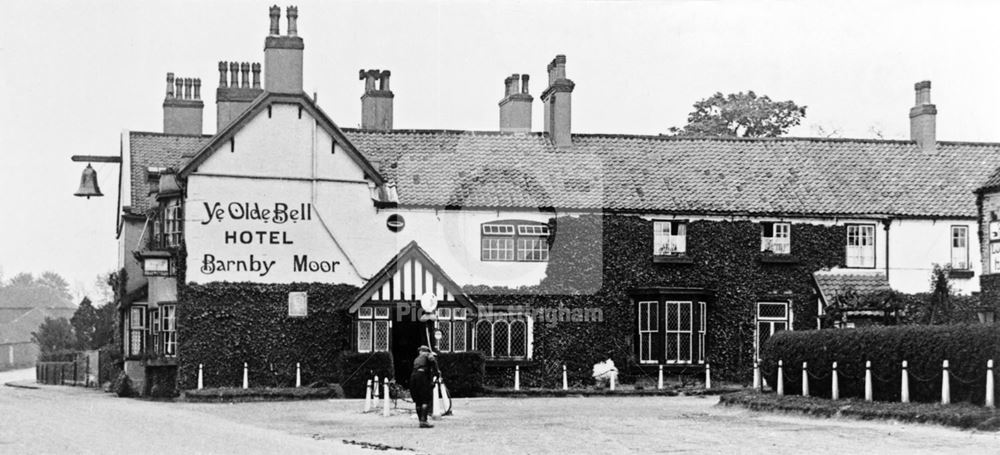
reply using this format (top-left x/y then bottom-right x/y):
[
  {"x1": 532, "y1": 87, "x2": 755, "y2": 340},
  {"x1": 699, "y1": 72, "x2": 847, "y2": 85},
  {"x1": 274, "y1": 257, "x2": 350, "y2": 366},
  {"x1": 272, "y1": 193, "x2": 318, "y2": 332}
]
[
  {"x1": 164, "y1": 199, "x2": 183, "y2": 248},
  {"x1": 633, "y1": 297, "x2": 707, "y2": 365}
]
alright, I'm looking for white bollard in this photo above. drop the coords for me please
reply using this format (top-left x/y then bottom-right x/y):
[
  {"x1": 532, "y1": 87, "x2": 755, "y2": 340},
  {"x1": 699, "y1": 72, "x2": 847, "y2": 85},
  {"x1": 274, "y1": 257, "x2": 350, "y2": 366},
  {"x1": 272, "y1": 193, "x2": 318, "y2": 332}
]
[
  {"x1": 382, "y1": 378, "x2": 390, "y2": 417},
  {"x1": 296, "y1": 362, "x2": 301, "y2": 388},
  {"x1": 363, "y1": 379, "x2": 372, "y2": 412},
  {"x1": 562, "y1": 365, "x2": 568, "y2": 391},
  {"x1": 431, "y1": 377, "x2": 443, "y2": 419},
  {"x1": 514, "y1": 365, "x2": 520, "y2": 391},
  {"x1": 373, "y1": 375, "x2": 380, "y2": 409},
  {"x1": 986, "y1": 359, "x2": 995, "y2": 409},
  {"x1": 197, "y1": 363, "x2": 203, "y2": 390},
  {"x1": 941, "y1": 360, "x2": 951, "y2": 405},
  {"x1": 801, "y1": 362, "x2": 809, "y2": 397},
  {"x1": 705, "y1": 364, "x2": 712, "y2": 390},
  {"x1": 864, "y1": 361, "x2": 872, "y2": 402},
  {"x1": 752, "y1": 360, "x2": 761, "y2": 391},
  {"x1": 242, "y1": 362, "x2": 249, "y2": 389},
  {"x1": 658, "y1": 364, "x2": 665, "y2": 390},
  {"x1": 610, "y1": 372, "x2": 616, "y2": 391},
  {"x1": 777, "y1": 360, "x2": 784, "y2": 396},
  {"x1": 831, "y1": 362, "x2": 839, "y2": 400},
  {"x1": 901, "y1": 360, "x2": 910, "y2": 404}
]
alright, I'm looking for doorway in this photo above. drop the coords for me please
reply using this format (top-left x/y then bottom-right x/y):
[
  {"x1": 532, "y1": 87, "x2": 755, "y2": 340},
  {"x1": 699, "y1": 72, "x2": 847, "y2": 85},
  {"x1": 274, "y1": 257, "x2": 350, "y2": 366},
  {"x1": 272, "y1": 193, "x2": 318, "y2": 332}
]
[{"x1": 392, "y1": 317, "x2": 430, "y2": 387}]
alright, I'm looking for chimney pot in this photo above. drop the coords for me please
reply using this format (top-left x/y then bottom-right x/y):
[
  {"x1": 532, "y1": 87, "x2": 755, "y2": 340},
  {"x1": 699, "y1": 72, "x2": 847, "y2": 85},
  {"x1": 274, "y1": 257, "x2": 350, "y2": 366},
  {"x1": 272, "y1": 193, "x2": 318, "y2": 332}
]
[
  {"x1": 194, "y1": 78, "x2": 201, "y2": 100},
  {"x1": 521, "y1": 74, "x2": 529, "y2": 94},
  {"x1": 218, "y1": 62, "x2": 228, "y2": 88},
  {"x1": 360, "y1": 68, "x2": 394, "y2": 130},
  {"x1": 286, "y1": 6, "x2": 298, "y2": 37},
  {"x1": 541, "y1": 54, "x2": 574, "y2": 147},
  {"x1": 184, "y1": 78, "x2": 193, "y2": 100},
  {"x1": 229, "y1": 62, "x2": 239, "y2": 88},
  {"x1": 240, "y1": 62, "x2": 251, "y2": 88},
  {"x1": 175, "y1": 78, "x2": 184, "y2": 100},
  {"x1": 379, "y1": 70, "x2": 391, "y2": 91},
  {"x1": 251, "y1": 63, "x2": 261, "y2": 89},
  {"x1": 269, "y1": 5, "x2": 281, "y2": 35},
  {"x1": 166, "y1": 72, "x2": 175, "y2": 98},
  {"x1": 909, "y1": 80, "x2": 937, "y2": 153}
]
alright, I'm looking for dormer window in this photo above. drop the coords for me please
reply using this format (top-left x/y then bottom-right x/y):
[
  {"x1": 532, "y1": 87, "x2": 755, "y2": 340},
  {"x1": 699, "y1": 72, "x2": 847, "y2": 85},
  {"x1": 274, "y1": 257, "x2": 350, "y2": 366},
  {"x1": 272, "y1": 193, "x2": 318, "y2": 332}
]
[
  {"x1": 761, "y1": 222, "x2": 791, "y2": 254},
  {"x1": 481, "y1": 221, "x2": 550, "y2": 262}
]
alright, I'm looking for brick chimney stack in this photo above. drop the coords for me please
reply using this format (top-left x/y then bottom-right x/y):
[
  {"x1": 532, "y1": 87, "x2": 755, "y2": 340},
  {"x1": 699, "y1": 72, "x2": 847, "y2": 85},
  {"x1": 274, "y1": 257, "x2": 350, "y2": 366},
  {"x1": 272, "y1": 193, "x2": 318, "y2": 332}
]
[
  {"x1": 264, "y1": 5, "x2": 304, "y2": 94},
  {"x1": 910, "y1": 80, "x2": 937, "y2": 153},
  {"x1": 541, "y1": 55, "x2": 575, "y2": 147},
  {"x1": 163, "y1": 72, "x2": 204, "y2": 135},
  {"x1": 360, "y1": 69, "x2": 394, "y2": 130},
  {"x1": 216, "y1": 60, "x2": 264, "y2": 131},
  {"x1": 499, "y1": 74, "x2": 533, "y2": 132}
]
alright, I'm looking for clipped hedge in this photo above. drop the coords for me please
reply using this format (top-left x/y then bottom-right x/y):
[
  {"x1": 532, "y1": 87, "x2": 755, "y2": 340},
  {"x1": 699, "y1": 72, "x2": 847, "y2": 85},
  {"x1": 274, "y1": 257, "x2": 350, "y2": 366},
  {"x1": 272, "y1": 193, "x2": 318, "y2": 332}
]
[
  {"x1": 438, "y1": 352, "x2": 485, "y2": 397},
  {"x1": 760, "y1": 325, "x2": 1000, "y2": 405},
  {"x1": 184, "y1": 385, "x2": 345, "y2": 402},
  {"x1": 146, "y1": 365, "x2": 178, "y2": 398},
  {"x1": 337, "y1": 351, "x2": 394, "y2": 398},
  {"x1": 177, "y1": 282, "x2": 357, "y2": 391}
]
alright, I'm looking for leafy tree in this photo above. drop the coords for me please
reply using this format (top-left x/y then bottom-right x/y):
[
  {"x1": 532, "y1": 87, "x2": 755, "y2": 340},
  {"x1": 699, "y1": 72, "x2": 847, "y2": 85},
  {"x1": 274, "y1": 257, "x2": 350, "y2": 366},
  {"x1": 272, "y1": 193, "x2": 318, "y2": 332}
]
[
  {"x1": 32, "y1": 317, "x2": 77, "y2": 353},
  {"x1": 669, "y1": 91, "x2": 806, "y2": 138},
  {"x1": 92, "y1": 300, "x2": 117, "y2": 348},
  {"x1": 71, "y1": 297, "x2": 98, "y2": 349},
  {"x1": 0, "y1": 271, "x2": 74, "y2": 309}
]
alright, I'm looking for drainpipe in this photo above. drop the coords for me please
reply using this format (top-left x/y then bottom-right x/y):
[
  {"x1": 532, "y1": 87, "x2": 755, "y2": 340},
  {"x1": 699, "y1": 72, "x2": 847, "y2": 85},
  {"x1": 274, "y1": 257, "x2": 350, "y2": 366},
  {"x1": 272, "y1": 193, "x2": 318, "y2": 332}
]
[{"x1": 882, "y1": 218, "x2": 891, "y2": 282}]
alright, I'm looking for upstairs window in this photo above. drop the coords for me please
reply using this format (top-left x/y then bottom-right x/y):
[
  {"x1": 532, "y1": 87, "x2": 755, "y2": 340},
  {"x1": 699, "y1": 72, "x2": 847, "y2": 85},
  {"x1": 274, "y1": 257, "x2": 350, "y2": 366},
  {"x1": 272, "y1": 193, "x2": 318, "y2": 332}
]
[
  {"x1": 761, "y1": 222, "x2": 791, "y2": 254},
  {"x1": 951, "y1": 226, "x2": 969, "y2": 270},
  {"x1": 846, "y1": 224, "x2": 875, "y2": 268},
  {"x1": 164, "y1": 199, "x2": 183, "y2": 248},
  {"x1": 653, "y1": 221, "x2": 687, "y2": 256},
  {"x1": 481, "y1": 221, "x2": 550, "y2": 262}
]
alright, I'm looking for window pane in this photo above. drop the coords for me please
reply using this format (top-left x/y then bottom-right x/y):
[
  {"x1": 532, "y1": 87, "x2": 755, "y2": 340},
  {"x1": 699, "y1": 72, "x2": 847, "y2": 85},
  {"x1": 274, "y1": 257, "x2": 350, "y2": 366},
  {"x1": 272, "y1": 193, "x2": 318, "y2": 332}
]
[
  {"x1": 476, "y1": 320, "x2": 493, "y2": 357},
  {"x1": 666, "y1": 303, "x2": 678, "y2": 331},
  {"x1": 510, "y1": 320, "x2": 527, "y2": 357},
  {"x1": 453, "y1": 320, "x2": 466, "y2": 352},
  {"x1": 358, "y1": 321, "x2": 372, "y2": 352},
  {"x1": 374, "y1": 307, "x2": 389, "y2": 319},
  {"x1": 482, "y1": 238, "x2": 515, "y2": 261},
  {"x1": 359, "y1": 307, "x2": 373, "y2": 319},
  {"x1": 374, "y1": 321, "x2": 389, "y2": 351},
  {"x1": 679, "y1": 303, "x2": 691, "y2": 331},
  {"x1": 517, "y1": 238, "x2": 550, "y2": 262},
  {"x1": 482, "y1": 224, "x2": 515, "y2": 235},
  {"x1": 494, "y1": 321, "x2": 510, "y2": 357},
  {"x1": 757, "y1": 303, "x2": 787, "y2": 319},
  {"x1": 439, "y1": 321, "x2": 451, "y2": 352}
]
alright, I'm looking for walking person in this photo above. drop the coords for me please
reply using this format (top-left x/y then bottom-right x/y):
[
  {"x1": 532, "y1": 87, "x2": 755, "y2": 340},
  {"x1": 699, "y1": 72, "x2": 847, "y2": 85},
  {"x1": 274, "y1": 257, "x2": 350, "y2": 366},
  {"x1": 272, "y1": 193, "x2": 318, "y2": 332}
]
[{"x1": 410, "y1": 345, "x2": 438, "y2": 428}]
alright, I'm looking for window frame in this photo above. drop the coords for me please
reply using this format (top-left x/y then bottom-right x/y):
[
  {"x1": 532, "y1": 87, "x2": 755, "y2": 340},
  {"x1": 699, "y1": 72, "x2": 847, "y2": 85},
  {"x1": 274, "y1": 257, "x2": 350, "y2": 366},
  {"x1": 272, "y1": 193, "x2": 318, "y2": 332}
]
[
  {"x1": 951, "y1": 225, "x2": 969, "y2": 271},
  {"x1": 163, "y1": 199, "x2": 183, "y2": 248},
  {"x1": 435, "y1": 307, "x2": 468, "y2": 353},
  {"x1": 481, "y1": 221, "x2": 551, "y2": 263},
  {"x1": 161, "y1": 304, "x2": 177, "y2": 356},
  {"x1": 637, "y1": 301, "x2": 658, "y2": 364},
  {"x1": 664, "y1": 301, "x2": 694, "y2": 364},
  {"x1": 845, "y1": 223, "x2": 876, "y2": 269},
  {"x1": 128, "y1": 305, "x2": 146, "y2": 357},
  {"x1": 761, "y1": 222, "x2": 791, "y2": 255},
  {"x1": 473, "y1": 313, "x2": 532, "y2": 360},
  {"x1": 755, "y1": 301, "x2": 790, "y2": 361},
  {"x1": 653, "y1": 220, "x2": 688, "y2": 257},
  {"x1": 356, "y1": 306, "x2": 391, "y2": 353}
]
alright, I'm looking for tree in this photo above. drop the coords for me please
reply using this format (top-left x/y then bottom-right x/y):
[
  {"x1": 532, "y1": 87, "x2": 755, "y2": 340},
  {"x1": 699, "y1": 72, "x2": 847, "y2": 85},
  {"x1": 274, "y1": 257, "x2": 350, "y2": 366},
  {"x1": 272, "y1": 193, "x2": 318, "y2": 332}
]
[
  {"x1": 32, "y1": 317, "x2": 77, "y2": 353},
  {"x1": 71, "y1": 297, "x2": 98, "y2": 349},
  {"x1": 0, "y1": 271, "x2": 74, "y2": 309},
  {"x1": 92, "y1": 300, "x2": 117, "y2": 348},
  {"x1": 669, "y1": 91, "x2": 806, "y2": 138}
]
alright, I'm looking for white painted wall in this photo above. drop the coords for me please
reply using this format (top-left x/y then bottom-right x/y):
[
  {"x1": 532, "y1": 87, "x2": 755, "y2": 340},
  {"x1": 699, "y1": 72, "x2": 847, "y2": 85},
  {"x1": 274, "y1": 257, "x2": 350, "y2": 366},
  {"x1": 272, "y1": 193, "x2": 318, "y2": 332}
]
[{"x1": 887, "y1": 218, "x2": 979, "y2": 294}]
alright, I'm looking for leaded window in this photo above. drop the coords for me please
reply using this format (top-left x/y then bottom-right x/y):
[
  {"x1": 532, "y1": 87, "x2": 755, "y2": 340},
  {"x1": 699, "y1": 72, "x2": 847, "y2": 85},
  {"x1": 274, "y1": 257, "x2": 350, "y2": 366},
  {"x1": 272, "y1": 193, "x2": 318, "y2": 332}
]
[{"x1": 482, "y1": 221, "x2": 550, "y2": 262}]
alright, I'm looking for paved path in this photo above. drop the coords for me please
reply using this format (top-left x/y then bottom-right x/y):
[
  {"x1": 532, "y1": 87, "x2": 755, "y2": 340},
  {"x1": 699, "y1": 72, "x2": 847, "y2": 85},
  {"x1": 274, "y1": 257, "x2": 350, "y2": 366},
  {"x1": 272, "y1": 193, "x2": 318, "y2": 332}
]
[{"x1": 3, "y1": 367, "x2": 999, "y2": 454}]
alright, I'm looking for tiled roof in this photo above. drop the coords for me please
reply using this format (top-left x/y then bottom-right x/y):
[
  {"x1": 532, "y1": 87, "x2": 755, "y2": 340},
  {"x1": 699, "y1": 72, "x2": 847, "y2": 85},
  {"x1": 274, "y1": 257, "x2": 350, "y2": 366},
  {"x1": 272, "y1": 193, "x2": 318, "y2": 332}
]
[
  {"x1": 813, "y1": 270, "x2": 891, "y2": 305},
  {"x1": 129, "y1": 132, "x2": 211, "y2": 213},
  {"x1": 345, "y1": 130, "x2": 1000, "y2": 217}
]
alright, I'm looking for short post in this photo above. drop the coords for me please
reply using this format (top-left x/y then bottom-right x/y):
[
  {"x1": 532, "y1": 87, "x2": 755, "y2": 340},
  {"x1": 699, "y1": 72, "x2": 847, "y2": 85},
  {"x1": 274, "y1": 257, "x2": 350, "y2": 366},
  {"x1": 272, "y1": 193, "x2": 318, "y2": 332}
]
[
  {"x1": 705, "y1": 363, "x2": 712, "y2": 389},
  {"x1": 752, "y1": 360, "x2": 761, "y2": 391},
  {"x1": 562, "y1": 365, "x2": 568, "y2": 391},
  {"x1": 901, "y1": 360, "x2": 910, "y2": 404},
  {"x1": 777, "y1": 360, "x2": 784, "y2": 396},
  {"x1": 197, "y1": 363, "x2": 204, "y2": 390},
  {"x1": 382, "y1": 378, "x2": 390, "y2": 417},
  {"x1": 431, "y1": 377, "x2": 443, "y2": 419},
  {"x1": 658, "y1": 364, "x2": 664, "y2": 390},
  {"x1": 296, "y1": 362, "x2": 301, "y2": 388},
  {"x1": 864, "y1": 360, "x2": 872, "y2": 402},
  {"x1": 610, "y1": 371, "x2": 616, "y2": 391},
  {"x1": 831, "y1": 361, "x2": 839, "y2": 400},
  {"x1": 941, "y1": 360, "x2": 950, "y2": 405},
  {"x1": 986, "y1": 359, "x2": 995, "y2": 409},
  {"x1": 514, "y1": 365, "x2": 520, "y2": 391},
  {"x1": 364, "y1": 379, "x2": 373, "y2": 412},
  {"x1": 373, "y1": 375, "x2": 380, "y2": 409},
  {"x1": 242, "y1": 362, "x2": 249, "y2": 389},
  {"x1": 801, "y1": 362, "x2": 809, "y2": 397}
]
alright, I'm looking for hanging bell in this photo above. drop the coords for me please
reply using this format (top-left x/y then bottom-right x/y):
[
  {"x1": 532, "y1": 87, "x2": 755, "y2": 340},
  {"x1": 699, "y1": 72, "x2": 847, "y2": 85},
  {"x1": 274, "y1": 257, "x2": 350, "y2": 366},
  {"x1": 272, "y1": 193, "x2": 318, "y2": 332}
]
[{"x1": 74, "y1": 163, "x2": 103, "y2": 198}]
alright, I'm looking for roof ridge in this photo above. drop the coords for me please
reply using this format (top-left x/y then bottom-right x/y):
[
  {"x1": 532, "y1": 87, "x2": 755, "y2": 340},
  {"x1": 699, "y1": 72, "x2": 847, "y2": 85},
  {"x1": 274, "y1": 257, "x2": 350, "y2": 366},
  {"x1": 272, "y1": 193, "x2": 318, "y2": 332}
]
[{"x1": 130, "y1": 131, "x2": 214, "y2": 138}]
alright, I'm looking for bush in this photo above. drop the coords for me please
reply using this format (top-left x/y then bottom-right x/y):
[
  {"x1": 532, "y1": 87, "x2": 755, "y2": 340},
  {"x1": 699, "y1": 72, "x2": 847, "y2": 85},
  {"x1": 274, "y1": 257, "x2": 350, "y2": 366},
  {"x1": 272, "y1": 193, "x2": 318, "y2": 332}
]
[
  {"x1": 38, "y1": 350, "x2": 80, "y2": 362},
  {"x1": 113, "y1": 371, "x2": 134, "y2": 397},
  {"x1": 760, "y1": 325, "x2": 1000, "y2": 405},
  {"x1": 438, "y1": 352, "x2": 485, "y2": 397},
  {"x1": 147, "y1": 366, "x2": 178, "y2": 398},
  {"x1": 98, "y1": 346, "x2": 123, "y2": 385},
  {"x1": 337, "y1": 351, "x2": 393, "y2": 398}
]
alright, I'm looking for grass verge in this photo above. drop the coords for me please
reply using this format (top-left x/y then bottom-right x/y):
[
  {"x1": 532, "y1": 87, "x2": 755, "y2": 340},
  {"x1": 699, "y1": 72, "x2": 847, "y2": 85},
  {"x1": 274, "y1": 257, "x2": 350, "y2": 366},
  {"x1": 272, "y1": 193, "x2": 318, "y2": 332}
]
[
  {"x1": 720, "y1": 390, "x2": 1000, "y2": 431},
  {"x1": 183, "y1": 385, "x2": 345, "y2": 402}
]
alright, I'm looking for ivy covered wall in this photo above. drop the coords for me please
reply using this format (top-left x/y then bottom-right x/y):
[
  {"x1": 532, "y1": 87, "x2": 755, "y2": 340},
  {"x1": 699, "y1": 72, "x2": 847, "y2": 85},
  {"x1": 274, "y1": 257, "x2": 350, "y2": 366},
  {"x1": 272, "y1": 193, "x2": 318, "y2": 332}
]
[{"x1": 472, "y1": 214, "x2": 846, "y2": 383}]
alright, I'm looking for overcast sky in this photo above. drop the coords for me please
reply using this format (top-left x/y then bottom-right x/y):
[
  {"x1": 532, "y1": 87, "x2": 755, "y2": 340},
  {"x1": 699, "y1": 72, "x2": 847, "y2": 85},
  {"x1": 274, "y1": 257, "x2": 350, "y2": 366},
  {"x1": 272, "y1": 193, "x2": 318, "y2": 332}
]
[{"x1": 2, "y1": 0, "x2": 1000, "y2": 303}]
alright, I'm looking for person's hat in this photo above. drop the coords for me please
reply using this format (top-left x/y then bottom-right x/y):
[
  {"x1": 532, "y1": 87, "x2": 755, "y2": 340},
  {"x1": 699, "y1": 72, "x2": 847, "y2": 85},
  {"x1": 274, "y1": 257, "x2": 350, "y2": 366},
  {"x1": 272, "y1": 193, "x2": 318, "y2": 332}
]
[{"x1": 418, "y1": 345, "x2": 432, "y2": 352}]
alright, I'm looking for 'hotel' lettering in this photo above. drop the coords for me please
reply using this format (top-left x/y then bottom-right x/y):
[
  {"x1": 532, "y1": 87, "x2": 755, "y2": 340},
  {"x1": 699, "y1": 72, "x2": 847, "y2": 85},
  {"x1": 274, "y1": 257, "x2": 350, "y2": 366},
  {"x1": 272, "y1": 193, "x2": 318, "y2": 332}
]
[{"x1": 224, "y1": 231, "x2": 294, "y2": 244}]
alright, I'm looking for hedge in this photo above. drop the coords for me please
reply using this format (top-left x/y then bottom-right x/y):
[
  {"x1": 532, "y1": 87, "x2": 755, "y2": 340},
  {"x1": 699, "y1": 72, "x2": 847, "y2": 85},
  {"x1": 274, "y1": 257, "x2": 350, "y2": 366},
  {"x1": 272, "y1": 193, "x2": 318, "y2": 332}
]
[
  {"x1": 760, "y1": 325, "x2": 1000, "y2": 405},
  {"x1": 337, "y1": 351, "x2": 394, "y2": 398},
  {"x1": 177, "y1": 282, "x2": 358, "y2": 391},
  {"x1": 184, "y1": 385, "x2": 345, "y2": 402},
  {"x1": 438, "y1": 352, "x2": 485, "y2": 397}
]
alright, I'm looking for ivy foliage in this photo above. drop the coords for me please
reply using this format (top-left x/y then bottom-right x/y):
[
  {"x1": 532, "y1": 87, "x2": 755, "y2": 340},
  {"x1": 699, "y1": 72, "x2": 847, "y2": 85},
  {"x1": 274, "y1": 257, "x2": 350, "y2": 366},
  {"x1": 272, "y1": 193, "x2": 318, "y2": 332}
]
[
  {"x1": 472, "y1": 215, "x2": 844, "y2": 383},
  {"x1": 176, "y1": 282, "x2": 357, "y2": 390},
  {"x1": 337, "y1": 351, "x2": 394, "y2": 398}
]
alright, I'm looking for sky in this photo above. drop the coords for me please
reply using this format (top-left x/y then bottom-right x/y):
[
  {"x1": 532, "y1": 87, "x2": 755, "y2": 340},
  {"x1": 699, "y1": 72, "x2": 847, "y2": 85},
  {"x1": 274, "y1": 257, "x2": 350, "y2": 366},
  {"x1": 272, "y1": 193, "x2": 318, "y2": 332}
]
[{"x1": 2, "y1": 0, "x2": 1000, "y2": 303}]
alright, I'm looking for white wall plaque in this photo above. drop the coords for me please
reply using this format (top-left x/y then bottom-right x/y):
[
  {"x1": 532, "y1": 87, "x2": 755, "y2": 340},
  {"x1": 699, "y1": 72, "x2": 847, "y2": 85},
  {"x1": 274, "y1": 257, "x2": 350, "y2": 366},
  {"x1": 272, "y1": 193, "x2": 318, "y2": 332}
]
[{"x1": 288, "y1": 292, "x2": 308, "y2": 317}]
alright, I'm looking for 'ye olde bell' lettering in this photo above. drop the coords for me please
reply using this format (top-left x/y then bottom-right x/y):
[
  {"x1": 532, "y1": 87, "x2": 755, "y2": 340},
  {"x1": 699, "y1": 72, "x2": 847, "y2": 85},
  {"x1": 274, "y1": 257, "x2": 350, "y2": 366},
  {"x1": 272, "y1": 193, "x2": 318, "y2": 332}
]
[{"x1": 201, "y1": 202, "x2": 312, "y2": 225}]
